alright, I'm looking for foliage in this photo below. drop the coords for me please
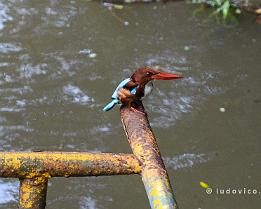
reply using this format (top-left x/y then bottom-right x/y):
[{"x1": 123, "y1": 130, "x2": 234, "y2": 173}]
[{"x1": 191, "y1": 0, "x2": 241, "y2": 20}]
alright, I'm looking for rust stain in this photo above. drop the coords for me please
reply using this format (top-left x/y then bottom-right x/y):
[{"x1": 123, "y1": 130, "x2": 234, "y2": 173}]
[
  {"x1": 19, "y1": 176, "x2": 48, "y2": 209},
  {"x1": 121, "y1": 101, "x2": 179, "y2": 209},
  {"x1": 0, "y1": 152, "x2": 141, "y2": 178}
]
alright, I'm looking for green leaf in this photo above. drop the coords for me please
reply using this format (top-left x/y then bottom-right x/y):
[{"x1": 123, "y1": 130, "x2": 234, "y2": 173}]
[{"x1": 222, "y1": 0, "x2": 230, "y2": 19}]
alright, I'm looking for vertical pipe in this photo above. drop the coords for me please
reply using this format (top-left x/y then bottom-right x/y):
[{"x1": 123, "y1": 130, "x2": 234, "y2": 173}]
[
  {"x1": 120, "y1": 102, "x2": 179, "y2": 209},
  {"x1": 19, "y1": 176, "x2": 48, "y2": 209}
]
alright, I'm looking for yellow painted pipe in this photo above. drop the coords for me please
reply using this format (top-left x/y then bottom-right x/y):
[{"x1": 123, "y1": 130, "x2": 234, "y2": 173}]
[
  {"x1": 19, "y1": 177, "x2": 48, "y2": 209},
  {"x1": 120, "y1": 101, "x2": 179, "y2": 209},
  {"x1": 0, "y1": 152, "x2": 141, "y2": 178}
]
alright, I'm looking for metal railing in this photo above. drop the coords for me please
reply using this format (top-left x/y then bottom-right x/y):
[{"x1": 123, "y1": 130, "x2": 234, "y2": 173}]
[{"x1": 0, "y1": 101, "x2": 178, "y2": 209}]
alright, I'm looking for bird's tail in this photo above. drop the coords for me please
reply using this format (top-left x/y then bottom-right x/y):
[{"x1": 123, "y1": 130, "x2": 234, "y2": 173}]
[{"x1": 103, "y1": 100, "x2": 118, "y2": 112}]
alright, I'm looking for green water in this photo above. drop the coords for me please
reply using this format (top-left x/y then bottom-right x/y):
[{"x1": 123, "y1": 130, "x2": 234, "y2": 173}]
[{"x1": 0, "y1": 0, "x2": 260, "y2": 209}]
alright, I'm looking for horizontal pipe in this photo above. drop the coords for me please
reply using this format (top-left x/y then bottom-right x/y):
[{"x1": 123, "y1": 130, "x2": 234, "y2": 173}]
[
  {"x1": 121, "y1": 101, "x2": 178, "y2": 209},
  {"x1": 0, "y1": 152, "x2": 141, "y2": 178}
]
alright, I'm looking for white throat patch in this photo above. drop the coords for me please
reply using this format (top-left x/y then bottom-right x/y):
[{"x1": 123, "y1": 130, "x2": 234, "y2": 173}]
[{"x1": 143, "y1": 82, "x2": 154, "y2": 98}]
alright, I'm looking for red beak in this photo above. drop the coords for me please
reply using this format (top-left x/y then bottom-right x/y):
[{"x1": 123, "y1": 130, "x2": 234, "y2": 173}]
[{"x1": 151, "y1": 72, "x2": 183, "y2": 80}]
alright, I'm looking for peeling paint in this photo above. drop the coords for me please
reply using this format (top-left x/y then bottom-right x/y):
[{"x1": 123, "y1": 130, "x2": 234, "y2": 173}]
[
  {"x1": 0, "y1": 152, "x2": 141, "y2": 208},
  {"x1": 0, "y1": 152, "x2": 141, "y2": 178},
  {"x1": 19, "y1": 177, "x2": 48, "y2": 209},
  {"x1": 121, "y1": 101, "x2": 179, "y2": 209}
]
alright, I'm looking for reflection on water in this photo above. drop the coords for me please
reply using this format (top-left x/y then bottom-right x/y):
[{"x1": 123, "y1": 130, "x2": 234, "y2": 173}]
[
  {"x1": 63, "y1": 84, "x2": 94, "y2": 105},
  {"x1": 164, "y1": 153, "x2": 208, "y2": 170},
  {"x1": 0, "y1": 3, "x2": 12, "y2": 31},
  {"x1": 0, "y1": 43, "x2": 22, "y2": 53},
  {"x1": 79, "y1": 197, "x2": 97, "y2": 209},
  {"x1": 0, "y1": 0, "x2": 260, "y2": 208},
  {"x1": 0, "y1": 180, "x2": 18, "y2": 204}
]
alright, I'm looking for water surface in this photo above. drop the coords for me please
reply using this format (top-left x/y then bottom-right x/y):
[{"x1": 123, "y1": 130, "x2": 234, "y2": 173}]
[{"x1": 0, "y1": 1, "x2": 261, "y2": 208}]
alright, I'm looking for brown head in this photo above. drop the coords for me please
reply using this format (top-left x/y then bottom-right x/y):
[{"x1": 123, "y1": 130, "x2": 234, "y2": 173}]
[{"x1": 131, "y1": 67, "x2": 183, "y2": 86}]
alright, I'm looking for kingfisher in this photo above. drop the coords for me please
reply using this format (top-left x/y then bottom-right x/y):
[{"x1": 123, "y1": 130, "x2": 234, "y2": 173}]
[{"x1": 103, "y1": 67, "x2": 183, "y2": 112}]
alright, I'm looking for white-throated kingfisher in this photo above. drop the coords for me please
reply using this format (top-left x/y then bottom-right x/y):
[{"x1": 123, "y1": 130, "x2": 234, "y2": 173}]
[{"x1": 103, "y1": 67, "x2": 183, "y2": 112}]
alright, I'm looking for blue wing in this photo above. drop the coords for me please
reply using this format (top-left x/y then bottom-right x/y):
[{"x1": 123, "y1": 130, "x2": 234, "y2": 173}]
[
  {"x1": 103, "y1": 78, "x2": 137, "y2": 112},
  {"x1": 103, "y1": 100, "x2": 118, "y2": 112},
  {"x1": 111, "y1": 78, "x2": 131, "y2": 100}
]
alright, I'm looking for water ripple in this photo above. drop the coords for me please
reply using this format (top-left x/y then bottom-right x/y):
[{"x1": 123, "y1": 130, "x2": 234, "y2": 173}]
[
  {"x1": 0, "y1": 107, "x2": 25, "y2": 112},
  {"x1": 164, "y1": 153, "x2": 208, "y2": 170},
  {"x1": 42, "y1": 5, "x2": 78, "y2": 28},
  {"x1": 63, "y1": 84, "x2": 94, "y2": 105},
  {"x1": 79, "y1": 197, "x2": 97, "y2": 209},
  {"x1": 89, "y1": 124, "x2": 112, "y2": 135},
  {"x1": 0, "y1": 180, "x2": 18, "y2": 204},
  {"x1": 0, "y1": 3, "x2": 13, "y2": 31},
  {"x1": 0, "y1": 43, "x2": 22, "y2": 53}
]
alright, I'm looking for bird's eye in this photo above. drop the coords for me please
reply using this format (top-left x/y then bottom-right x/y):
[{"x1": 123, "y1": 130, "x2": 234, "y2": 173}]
[{"x1": 146, "y1": 72, "x2": 152, "y2": 76}]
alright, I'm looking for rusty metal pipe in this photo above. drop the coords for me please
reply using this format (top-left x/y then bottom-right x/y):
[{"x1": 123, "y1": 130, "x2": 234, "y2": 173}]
[
  {"x1": 120, "y1": 102, "x2": 178, "y2": 209},
  {"x1": 19, "y1": 177, "x2": 48, "y2": 209},
  {"x1": 0, "y1": 152, "x2": 141, "y2": 178}
]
